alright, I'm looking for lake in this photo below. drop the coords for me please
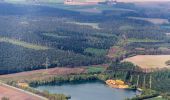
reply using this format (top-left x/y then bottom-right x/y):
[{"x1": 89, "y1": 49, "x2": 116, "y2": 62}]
[{"x1": 35, "y1": 82, "x2": 138, "y2": 100}]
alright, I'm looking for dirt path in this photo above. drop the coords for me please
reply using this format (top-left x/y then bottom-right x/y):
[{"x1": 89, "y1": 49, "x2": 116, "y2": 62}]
[{"x1": 0, "y1": 82, "x2": 47, "y2": 100}]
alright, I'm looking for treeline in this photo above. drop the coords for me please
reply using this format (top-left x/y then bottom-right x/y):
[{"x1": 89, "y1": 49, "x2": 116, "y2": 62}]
[
  {"x1": 24, "y1": 62, "x2": 170, "y2": 93},
  {"x1": 28, "y1": 62, "x2": 139, "y2": 87},
  {"x1": 108, "y1": 61, "x2": 170, "y2": 100},
  {"x1": 29, "y1": 74, "x2": 106, "y2": 87},
  {"x1": 125, "y1": 28, "x2": 165, "y2": 40},
  {"x1": 127, "y1": 70, "x2": 170, "y2": 100},
  {"x1": 0, "y1": 43, "x2": 107, "y2": 74}
]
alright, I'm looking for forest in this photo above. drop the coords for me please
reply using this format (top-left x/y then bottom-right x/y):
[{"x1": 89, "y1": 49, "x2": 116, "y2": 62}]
[
  {"x1": 0, "y1": 2, "x2": 170, "y2": 100},
  {"x1": 0, "y1": 2, "x2": 170, "y2": 76}
]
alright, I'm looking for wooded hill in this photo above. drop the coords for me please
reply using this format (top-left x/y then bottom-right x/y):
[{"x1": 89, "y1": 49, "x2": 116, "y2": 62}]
[{"x1": 0, "y1": 2, "x2": 169, "y2": 74}]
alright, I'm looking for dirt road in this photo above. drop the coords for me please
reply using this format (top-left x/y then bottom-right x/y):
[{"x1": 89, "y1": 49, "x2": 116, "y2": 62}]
[{"x1": 0, "y1": 82, "x2": 47, "y2": 100}]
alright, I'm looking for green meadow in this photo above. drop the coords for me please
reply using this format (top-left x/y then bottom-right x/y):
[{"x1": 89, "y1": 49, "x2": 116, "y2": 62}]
[{"x1": 0, "y1": 37, "x2": 49, "y2": 50}]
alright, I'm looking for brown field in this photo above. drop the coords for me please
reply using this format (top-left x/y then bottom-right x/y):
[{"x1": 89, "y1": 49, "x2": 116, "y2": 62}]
[
  {"x1": 0, "y1": 83, "x2": 46, "y2": 100},
  {"x1": 0, "y1": 64, "x2": 108, "y2": 82},
  {"x1": 123, "y1": 55, "x2": 170, "y2": 69},
  {"x1": 0, "y1": 67, "x2": 86, "y2": 82},
  {"x1": 0, "y1": 65, "x2": 108, "y2": 100}
]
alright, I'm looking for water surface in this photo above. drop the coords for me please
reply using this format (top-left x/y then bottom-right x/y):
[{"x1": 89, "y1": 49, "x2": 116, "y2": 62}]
[
  {"x1": 36, "y1": 82, "x2": 137, "y2": 100},
  {"x1": 35, "y1": 82, "x2": 138, "y2": 100}
]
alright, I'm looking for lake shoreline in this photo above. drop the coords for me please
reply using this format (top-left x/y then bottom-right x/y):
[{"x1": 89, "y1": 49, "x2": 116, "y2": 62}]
[{"x1": 35, "y1": 81, "x2": 139, "y2": 100}]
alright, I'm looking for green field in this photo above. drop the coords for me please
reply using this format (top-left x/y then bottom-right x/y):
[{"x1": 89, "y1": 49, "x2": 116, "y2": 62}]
[
  {"x1": 66, "y1": 21, "x2": 100, "y2": 29},
  {"x1": 119, "y1": 25, "x2": 134, "y2": 31},
  {"x1": 84, "y1": 48, "x2": 107, "y2": 56},
  {"x1": 128, "y1": 38, "x2": 159, "y2": 43},
  {"x1": 42, "y1": 33, "x2": 68, "y2": 39},
  {"x1": 92, "y1": 32, "x2": 117, "y2": 37},
  {"x1": 128, "y1": 17, "x2": 169, "y2": 25},
  {"x1": 87, "y1": 66, "x2": 105, "y2": 73},
  {"x1": 0, "y1": 37, "x2": 49, "y2": 50}
]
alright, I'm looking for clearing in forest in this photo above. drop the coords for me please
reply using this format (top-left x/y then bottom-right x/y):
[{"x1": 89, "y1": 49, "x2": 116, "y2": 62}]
[
  {"x1": 123, "y1": 55, "x2": 170, "y2": 69},
  {"x1": 0, "y1": 37, "x2": 49, "y2": 50},
  {"x1": 66, "y1": 21, "x2": 100, "y2": 29},
  {"x1": 128, "y1": 17, "x2": 169, "y2": 25}
]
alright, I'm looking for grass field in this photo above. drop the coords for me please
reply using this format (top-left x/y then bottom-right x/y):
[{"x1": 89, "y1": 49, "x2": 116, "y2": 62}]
[
  {"x1": 84, "y1": 48, "x2": 107, "y2": 56},
  {"x1": 123, "y1": 55, "x2": 170, "y2": 69},
  {"x1": 0, "y1": 37, "x2": 49, "y2": 50},
  {"x1": 119, "y1": 25, "x2": 134, "y2": 31},
  {"x1": 87, "y1": 66, "x2": 106, "y2": 73},
  {"x1": 128, "y1": 17, "x2": 169, "y2": 25},
  {"x1": 42, "y1": 33, "x2": 68, "y2": 38},
  {"x1": 128, "y1": 38, "x2": 159, "y2": 43},
  {"x1": 66, "y1": 21, "x2": 100, "y2": 29}
]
